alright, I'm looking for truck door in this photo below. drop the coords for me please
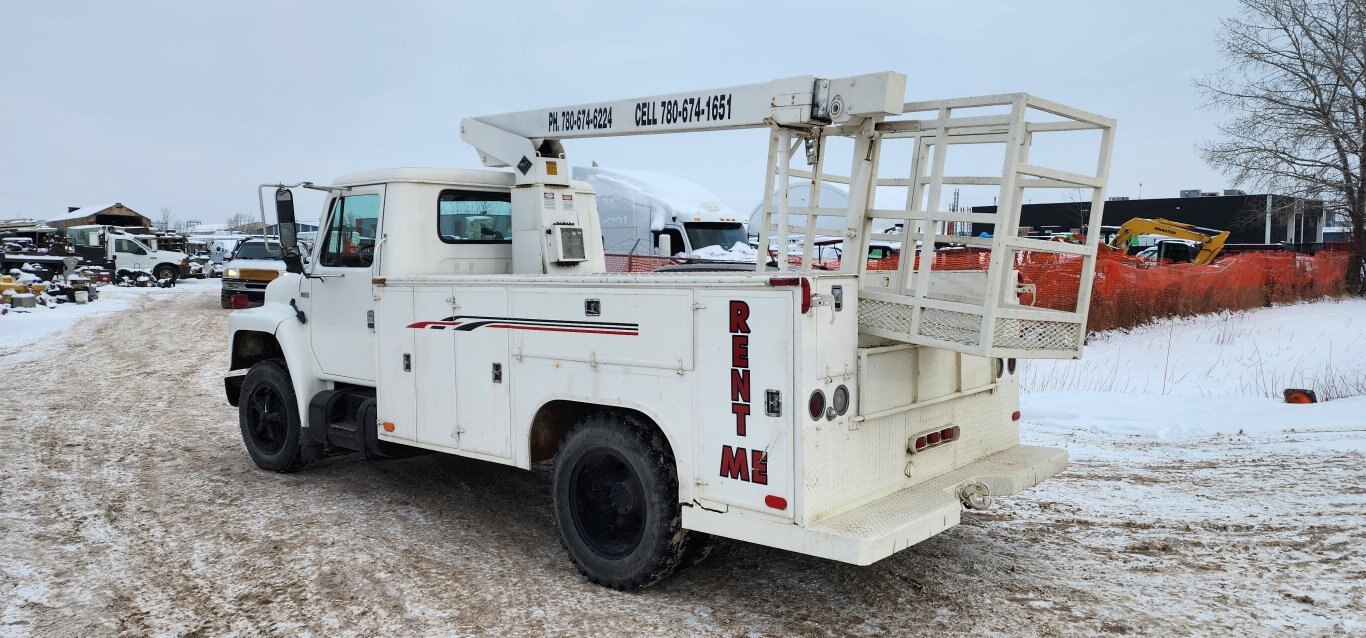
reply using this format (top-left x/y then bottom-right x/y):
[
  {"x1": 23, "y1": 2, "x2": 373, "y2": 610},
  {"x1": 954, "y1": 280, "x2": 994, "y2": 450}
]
[
  {"x1": 112, "y1": 237, "x2": 148, "y2": 270},
  {"x1": 307, "y1": 185, "x2": 384, "y2": 382}
]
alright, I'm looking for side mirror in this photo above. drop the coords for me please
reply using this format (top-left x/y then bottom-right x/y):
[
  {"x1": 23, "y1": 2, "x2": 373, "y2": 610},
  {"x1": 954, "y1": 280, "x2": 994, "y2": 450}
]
[{"x1": 275, "y1": 188, "x2": 305, "y2": 274}]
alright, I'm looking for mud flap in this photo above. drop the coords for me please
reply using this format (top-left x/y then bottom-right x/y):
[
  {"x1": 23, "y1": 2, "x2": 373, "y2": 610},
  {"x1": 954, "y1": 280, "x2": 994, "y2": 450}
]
[{"x1": 224, "y1": 373, "x2": 245, "y2": 407}]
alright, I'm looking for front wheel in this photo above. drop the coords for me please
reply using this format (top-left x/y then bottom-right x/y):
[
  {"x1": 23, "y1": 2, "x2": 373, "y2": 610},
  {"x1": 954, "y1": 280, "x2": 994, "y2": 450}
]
[
  {"x1": 153, "y1": 264, "x2": 178, "y2": 282},
  {"x1": 551, "y1": 412, "x2": 699, "y2": 590},
  {"x1": 238, "y1": 359, "x2": 304, "y2": 472}
]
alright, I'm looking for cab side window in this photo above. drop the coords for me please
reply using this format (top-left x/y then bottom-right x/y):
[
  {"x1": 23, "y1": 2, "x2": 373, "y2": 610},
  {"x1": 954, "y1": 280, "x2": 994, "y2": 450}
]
[
  {"x1": 320, "y1": 194, "x2": 381, "y2": 267},
  {"x1": 438, "y1": 190, "x2": 512, "y2": 243}
]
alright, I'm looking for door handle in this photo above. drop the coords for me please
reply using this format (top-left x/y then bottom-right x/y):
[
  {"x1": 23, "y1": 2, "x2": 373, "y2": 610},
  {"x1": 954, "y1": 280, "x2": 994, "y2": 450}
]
[{"x1": 311, "y1": 272, "x2": 344, "y2": 279}]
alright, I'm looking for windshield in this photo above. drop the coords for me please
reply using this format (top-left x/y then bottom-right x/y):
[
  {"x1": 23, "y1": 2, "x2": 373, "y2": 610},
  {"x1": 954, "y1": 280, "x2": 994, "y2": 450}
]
[
  {"x1": 233, "y1": 241, "x2": 283, "y2": 260},
  {"x1": 683, "y1": 222, "x2": 747, "y2": 250}
]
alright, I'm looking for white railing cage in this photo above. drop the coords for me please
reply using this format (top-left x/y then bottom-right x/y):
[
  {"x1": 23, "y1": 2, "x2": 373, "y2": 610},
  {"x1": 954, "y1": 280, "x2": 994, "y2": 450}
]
[{"x1": 754, "y1": 93, "x2": 1116, "y2": 359}]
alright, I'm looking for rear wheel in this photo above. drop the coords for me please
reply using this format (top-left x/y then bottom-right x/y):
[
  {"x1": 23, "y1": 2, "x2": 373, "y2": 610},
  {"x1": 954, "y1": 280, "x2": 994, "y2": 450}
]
[
  {"x1": 552, "y1": 412, "x2": 697, "y2": 590},
  {"x1": 238, "y1": 359, "x2": 304, "y2": 472}
]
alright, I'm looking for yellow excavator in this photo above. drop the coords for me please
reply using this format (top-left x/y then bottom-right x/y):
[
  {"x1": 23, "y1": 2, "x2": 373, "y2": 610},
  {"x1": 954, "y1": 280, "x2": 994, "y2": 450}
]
[{"x1": 1108, "y1": 218, "x2": 1230, "y2": 265}]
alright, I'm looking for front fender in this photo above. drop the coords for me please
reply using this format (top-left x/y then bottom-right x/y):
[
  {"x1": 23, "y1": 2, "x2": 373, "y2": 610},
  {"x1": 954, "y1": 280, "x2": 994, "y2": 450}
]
[{"x1": 227, "y1": 275, "x2": 325, "y2": 429}]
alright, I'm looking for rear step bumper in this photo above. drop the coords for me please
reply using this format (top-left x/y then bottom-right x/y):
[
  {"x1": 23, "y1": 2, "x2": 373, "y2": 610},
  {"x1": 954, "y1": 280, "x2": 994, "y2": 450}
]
[{"x1": 682, "y1": 445, "x2": 1066, "y2": 566}]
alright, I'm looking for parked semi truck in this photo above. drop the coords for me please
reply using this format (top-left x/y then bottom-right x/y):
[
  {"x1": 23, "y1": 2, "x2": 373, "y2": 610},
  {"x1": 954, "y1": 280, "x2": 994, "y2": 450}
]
[
  {"x1": 225, "y1": 73, "x2": 1115, "y2": 589},
  {"x1": 571, "y1": 166, "x2": 750, "y2": 257}
]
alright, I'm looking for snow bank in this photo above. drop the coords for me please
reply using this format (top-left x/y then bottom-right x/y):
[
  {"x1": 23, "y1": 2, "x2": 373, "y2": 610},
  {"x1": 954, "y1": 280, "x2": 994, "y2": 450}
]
[
  {"x1": 1023, "y1": 299, "x2": 1366, "y2": 398},
  {"x1": 1024, "y1": 392, "x2": 1366, "y2": 441},
  {"x1": 1022, "y1": 298, "x2": 1366, "y2": 440},
  {"x1": 572, "y1": 166, "x2": 736, "y2": 232}
]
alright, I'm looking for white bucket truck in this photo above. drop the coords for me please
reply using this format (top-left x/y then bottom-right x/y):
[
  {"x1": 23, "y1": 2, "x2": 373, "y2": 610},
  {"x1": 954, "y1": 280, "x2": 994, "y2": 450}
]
[{"x1": 225, "y1": 73, "x2": 1114, "y2": 589}]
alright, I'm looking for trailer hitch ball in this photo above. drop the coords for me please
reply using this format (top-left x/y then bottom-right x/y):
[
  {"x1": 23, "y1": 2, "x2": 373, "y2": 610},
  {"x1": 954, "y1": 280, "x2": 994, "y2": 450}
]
[{"x1": 958, "y1": 482, "x2": 993, "y2": 511}]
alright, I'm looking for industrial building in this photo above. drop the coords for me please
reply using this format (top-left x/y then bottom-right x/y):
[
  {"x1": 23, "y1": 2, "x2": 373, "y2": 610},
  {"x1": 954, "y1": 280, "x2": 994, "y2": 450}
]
[
  {"x1": 972, "y1": 192, "x2": 1325, "y2": 246},
  {"x1": 47, "y1": 203, "x2": 151, "y2": 233}
]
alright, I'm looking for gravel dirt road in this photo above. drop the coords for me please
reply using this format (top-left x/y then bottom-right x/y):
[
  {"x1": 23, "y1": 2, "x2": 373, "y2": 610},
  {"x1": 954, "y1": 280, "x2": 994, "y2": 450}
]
[{"x1": 1, "y1": 281, "x2": 1362, "y2": 636}]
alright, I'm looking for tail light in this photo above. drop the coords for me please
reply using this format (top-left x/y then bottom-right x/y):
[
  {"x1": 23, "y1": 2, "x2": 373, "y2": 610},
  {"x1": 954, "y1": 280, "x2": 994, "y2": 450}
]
[
  {"x1": 910, "y1": 426, "x2": 960, "y2": 454},
  {"x1": 808, "y1": 389, "x2": 826, "y2": 420},
  {"x1": 230, "y1": 294, "x2": 250, "y2": 310},
  {"x1": 831, "y1": 385, "x2": 850, "y2": 415},
  {"x1": 769, "y1": 276, "x2": 812, "y2": 314}
]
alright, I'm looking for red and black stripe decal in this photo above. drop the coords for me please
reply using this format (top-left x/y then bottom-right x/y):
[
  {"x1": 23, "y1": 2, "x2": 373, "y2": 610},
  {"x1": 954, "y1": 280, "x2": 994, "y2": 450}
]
[{"x1": 407, "y1": 315, "x2": 638, "y2": 336}]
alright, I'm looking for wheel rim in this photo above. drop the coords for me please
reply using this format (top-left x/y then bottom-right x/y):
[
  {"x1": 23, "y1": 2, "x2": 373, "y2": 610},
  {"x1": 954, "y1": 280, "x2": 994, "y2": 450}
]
[
  {"x1": 568, "y1": 446, "x2": 646, "y2": 559},
  {"x1": 245, "y1": 384, "x2": 289, "y2": 455}
]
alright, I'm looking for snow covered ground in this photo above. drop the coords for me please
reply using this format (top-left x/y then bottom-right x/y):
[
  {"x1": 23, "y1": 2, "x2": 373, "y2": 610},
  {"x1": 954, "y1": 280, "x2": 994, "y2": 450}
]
[
  {"x1": 1010, "y1": 298, "x2": 1366, "y2": 636},
  {"x1": 0, "y1": 278, "x2": 215, "y2": 362},
  {"x1": 0, "y1": 289, "x2": 1361, "y2": 636},
  {"x1": 1022, "y1": 298, "x2": 1366, "y2": 441}
]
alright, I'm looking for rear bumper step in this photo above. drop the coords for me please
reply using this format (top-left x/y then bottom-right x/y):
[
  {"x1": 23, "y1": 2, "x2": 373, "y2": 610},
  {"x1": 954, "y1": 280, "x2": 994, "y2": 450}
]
[{"x1": 682, "y1": 445, "x2": 1066, "y2": 565}]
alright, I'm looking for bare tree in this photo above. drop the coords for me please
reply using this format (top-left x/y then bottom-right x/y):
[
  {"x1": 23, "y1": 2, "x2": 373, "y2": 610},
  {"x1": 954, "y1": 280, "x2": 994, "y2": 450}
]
[
  {"x1": 157, "y1": 207, "x2": 176, "y2": 231},
  {"x1": 1197, "y1": 0, "x2": 1365, "y2": 293},
  {"x1": 226, "y1": 212, "x2": 253, "y2": 231}
]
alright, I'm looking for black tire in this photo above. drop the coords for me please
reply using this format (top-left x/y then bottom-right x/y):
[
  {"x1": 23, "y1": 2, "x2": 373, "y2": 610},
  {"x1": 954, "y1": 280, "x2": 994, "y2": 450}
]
[
  {"x1": 552, "y1": 412, "x2": 697, "y2": 590},
  {"x1": 153, "y1": 264, "x2": 178, "y2": 282},
  {"x1": 221, "y1": 291, "x2": 233, "y2": 309},
  {"x1": 238, "y1": 359, "x2": 304, "y2": 473}
]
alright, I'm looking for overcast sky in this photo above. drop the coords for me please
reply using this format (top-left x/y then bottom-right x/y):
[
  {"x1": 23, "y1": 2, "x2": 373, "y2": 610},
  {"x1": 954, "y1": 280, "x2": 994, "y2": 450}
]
[{"x1": 1, "y1": 0, "x2": 1243, "y2": 225}]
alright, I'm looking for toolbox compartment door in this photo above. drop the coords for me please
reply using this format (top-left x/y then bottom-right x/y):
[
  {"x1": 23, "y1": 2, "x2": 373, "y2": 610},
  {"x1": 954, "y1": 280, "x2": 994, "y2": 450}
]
[{"x1": 692, "y1": 291, "x2": 795, "y2": 519}]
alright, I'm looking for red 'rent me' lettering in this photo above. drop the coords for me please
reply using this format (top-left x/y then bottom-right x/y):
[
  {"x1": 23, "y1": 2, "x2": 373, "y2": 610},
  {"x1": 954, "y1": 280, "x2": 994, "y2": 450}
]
[
  {"x1": 719, "y1": 445, "x2": 750, "y2": 481},
  {"x1": 729, "y1": 300, "x2": 751, "y2": 333}
]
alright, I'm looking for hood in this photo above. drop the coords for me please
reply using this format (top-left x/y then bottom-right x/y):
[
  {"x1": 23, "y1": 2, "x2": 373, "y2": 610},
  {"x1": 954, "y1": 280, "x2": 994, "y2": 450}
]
[{"x1": 224, "y1": 257, "x2": 286, "y2": 271}]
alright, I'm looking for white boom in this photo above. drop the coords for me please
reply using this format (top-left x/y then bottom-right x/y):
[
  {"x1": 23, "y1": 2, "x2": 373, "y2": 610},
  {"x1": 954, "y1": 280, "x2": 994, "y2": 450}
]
[
  {"x1": 459, "y1": 74, "x2": 1116, "y2": 360},
  {"x1": 460, "y1": 73, "x2": 907, "y2": 176}
]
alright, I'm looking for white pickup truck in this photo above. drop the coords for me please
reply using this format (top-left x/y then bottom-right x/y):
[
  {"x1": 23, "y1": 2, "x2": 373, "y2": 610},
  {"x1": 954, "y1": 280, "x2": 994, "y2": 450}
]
[
  {"x1": 65, "y1": 224, "x2": 189, "y2": 280},
  {"x1": 220, "y1": 238, "x2": 310, "y2": 308},
  {"x1": 225, "y1": 73, "x2": 1114, "y2": 589}
]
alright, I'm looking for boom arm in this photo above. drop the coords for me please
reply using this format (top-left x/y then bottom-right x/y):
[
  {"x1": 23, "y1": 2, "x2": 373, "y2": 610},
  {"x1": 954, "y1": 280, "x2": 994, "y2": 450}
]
[
  {"x1": 1110, "y1": 218, "x2": 1230, "y2": 264},
  {"x1": 459, "y1": 73, "x2": 907, "y2": 184},
  {"x1": 456, "y1": 73, "x2": 906, "y2": 275}
]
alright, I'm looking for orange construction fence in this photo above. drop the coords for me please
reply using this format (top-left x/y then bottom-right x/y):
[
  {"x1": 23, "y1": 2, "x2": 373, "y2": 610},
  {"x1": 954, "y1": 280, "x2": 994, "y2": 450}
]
[{"x1": 604, "y1": 248, "x2": 1349, "y2": 334}]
